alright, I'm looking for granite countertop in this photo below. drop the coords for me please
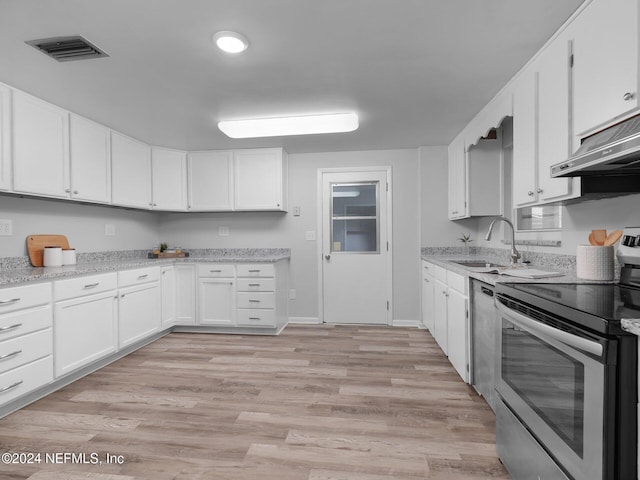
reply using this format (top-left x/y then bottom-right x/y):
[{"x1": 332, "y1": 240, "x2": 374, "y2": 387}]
[
  {"x1": 421, "y1": 254, "x2": 610, "y2": 286},
  {"x1": 0, "y1": 251, "x2": 290, "y2": 287}
]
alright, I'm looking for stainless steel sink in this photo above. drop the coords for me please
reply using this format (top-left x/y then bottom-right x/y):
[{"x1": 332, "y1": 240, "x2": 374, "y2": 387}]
[{"x1": 451, "y1": 260, "x2": 506, "y2": 268}]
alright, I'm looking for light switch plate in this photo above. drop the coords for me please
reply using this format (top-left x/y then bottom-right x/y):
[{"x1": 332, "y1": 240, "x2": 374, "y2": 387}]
[
  {"x1": 305, "y1": 230, "x2": 316, "y2": 241},
  {"x1": 293, "y1": 206, "x2": 301, "y2": 216},
  {"x1": 0, "y1": 219, "x2": 12, "y2": 236}
]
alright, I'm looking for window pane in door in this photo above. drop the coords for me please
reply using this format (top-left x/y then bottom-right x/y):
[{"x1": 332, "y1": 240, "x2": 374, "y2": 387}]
[{"x1": 331, "y1": 182, "x2": 379, "y2": 253}]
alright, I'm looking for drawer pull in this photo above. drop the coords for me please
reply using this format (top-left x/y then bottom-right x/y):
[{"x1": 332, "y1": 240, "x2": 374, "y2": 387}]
[
  {"x1": 210, "y1": 269, "x2": 222, "y2": 273},
  {"x1": 83, "y1": 282, "x2": 100, "y2": 289},
  {"x1": 0, "y1": 380, "x2": 23, "y2": 394},
  {"x1": 0, "y1": 323, "x2": 22, "y2": 333},
  {"x1": 424, "y1": 278, "x2": 430, "y2": 283},
  {"x1": 248, "y1": 299, "x2": 261, "y2": 303},
  {"x1": 0, "y1": 350, "x2": 22, "y2": 361},
  {"x1": 248, "y1": 317, "x2": 261, "y2": 320},
  {"x1": 248, "y1": 269, "x2": 261, "y2": 273},
  {"x1": 0, "y1": 298, "x2": 20, "y2": 306},
  {"x1": 248, "y1": 283, "x2": 261, "y2": 287},
  {"x1": 137, "y1": 274, "x2": 149, "y2": 280}
]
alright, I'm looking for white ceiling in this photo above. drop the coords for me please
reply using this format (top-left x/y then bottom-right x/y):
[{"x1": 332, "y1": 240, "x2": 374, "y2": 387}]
[{"x1": 0, "y1": 0, "x2": 585, "y2": 154}]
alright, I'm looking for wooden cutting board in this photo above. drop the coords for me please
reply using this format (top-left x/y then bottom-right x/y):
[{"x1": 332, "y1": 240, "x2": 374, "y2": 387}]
[{"x1": 26, "y1": 234, "x2": 70, "y2": 267}]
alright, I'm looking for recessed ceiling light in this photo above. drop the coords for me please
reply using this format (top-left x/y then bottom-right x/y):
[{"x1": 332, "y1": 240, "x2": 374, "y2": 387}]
[
  {"x1": 218, "y1": 113, "x2": 359, "y2": 138},
  {"x1": 213, "y1": 31, "x2": 249, "y2": 54}
]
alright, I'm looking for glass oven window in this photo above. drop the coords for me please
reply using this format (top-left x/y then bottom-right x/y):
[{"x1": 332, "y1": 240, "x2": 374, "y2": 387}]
[{"x1": 502, "y1": 319, "x2": 585, "y2": 457}]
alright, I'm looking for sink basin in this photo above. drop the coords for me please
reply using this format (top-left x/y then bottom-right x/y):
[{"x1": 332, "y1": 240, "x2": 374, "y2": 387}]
[{"x1": 451, "y1": 260, "x2": 506, "y2": 268}]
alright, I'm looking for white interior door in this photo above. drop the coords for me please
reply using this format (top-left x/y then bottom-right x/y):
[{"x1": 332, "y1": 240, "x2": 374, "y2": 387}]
[{"x1": 321, "y1": 169, "x2": 391, "y2": 324}]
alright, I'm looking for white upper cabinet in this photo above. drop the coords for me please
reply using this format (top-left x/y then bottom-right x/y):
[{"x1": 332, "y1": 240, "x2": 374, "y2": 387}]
[
  {"x1": 111, "y1": 131, "x2": 152, "y2": 209},
  {"x1": 447, "y1": 137, "x2": 467, "y2": 220},
  {"x1": 12, "y1": 90, "x2": 70, "y2": 198},
  {"x1": 151, "y1": 147, "x2": 187, "y2": 211},
  {"x1": 0, "y1": 84, "x2": 10, "y2": 191},
  {"x1": 570, "y1": 0, "x2": 639, "y2": 137},
  {"x1": 234, "y1": 147, "x2": 287, "y2": 211},
  {"x1": 69, "y1": 114, "x2": 111, "y2": 204},
  {"x1": 187, "y1": 150, "x2": 233, "y2": 211},
  {"x1": 512, "y1": 70, "x2": 539, "y2": 207}
]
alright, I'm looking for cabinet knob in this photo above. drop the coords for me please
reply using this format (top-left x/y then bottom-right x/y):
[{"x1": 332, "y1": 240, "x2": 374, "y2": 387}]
[
  {"x1": 537, "y1": 188, "x2": 543, "y2": 194},
  {"x1": 623, "y1": 92, "x2": 635, "y2": 101},
  {"x1": 527, "y1": 190, "x2": 534, "y2": 196},
  {"x1": 65, "y1": 189, "x2": 71, "y2": 193},
  {"x1": 73, "y1": 190, "x2": 79, "y2": 195}
]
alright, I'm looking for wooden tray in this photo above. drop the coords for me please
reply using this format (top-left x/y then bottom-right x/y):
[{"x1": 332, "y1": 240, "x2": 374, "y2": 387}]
[
  {"x1": 148, "y1": 251, "x2": 189, "y2": 259},
  {"x1": 26, "y1": 234, "x2": 70, "y2": 267}
]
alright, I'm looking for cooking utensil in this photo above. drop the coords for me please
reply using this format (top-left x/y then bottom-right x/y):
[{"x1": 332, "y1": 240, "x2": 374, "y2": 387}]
[
  {"x1": 592, "y1": 229, "x2": 607, "y2": 245},
  {"x1": 588, "y1": 232, "x2": 598, "y2": 245},
  {"x1": 26, "y1": 234, "x2": 70, "y2": 267},
  {"x1": 604, "y1": 229, "x2": 623, "y2": 246}
]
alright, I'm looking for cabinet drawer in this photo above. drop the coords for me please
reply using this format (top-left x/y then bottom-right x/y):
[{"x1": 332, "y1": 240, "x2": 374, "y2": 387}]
[
  {"x1": 0, "y1": 283, "x2": 51, "y2": 314},
  {"x1": 447, "y1": 270, "x2": 467, "y2": 294},
  {"x1": 236, "y1": 264, "x2": 275, "y2": 278},
  {"x1": 198, "y1": 264, "x2": 235, "y2": 278},
  {"x1": 433, "y1": 264, "x2": 448, "y2": 283},
  {"x1": 0, "y1": 305, "x2": 52, "y2": 342},
  {"x1": 236, "y1": 278, "x2": 275, "y2": 292},
  {"x1": 237, "y1": 309, "x2": 276, "y2": 328},
  {"x1": 237, "y1": 292, "x2": 275, "y2": 309},
  {"x1": 118, "y1": 267, "x2": 161, "y2": 287},
  {"x1": 0, "y1": 356, "x2": 53, "y2": 406},
  {"x1": 0, "y1": 328, "x2": 52, "y2": 375},
  {"x1": 54, "y1": 273, "x2": 117, "y2": 301}
]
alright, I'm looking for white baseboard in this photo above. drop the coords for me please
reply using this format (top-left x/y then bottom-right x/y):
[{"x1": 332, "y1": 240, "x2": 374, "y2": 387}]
[
  {"x1": 288, "y1": 316, "x2": 322, "y2": 325},
  {"x1": 392, "y1": 319, "x2": 425, "y2": 329}
]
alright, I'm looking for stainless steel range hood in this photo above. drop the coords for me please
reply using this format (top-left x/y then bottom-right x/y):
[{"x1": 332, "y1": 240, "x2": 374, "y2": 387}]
[{"x1": 551, "y1": 113, "x2": 640, "y2": 177}]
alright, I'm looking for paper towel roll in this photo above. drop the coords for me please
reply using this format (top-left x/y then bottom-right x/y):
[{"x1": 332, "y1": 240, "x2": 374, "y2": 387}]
[{"x1": 576, "y1": 245, "x2": 614, "y2": 281}]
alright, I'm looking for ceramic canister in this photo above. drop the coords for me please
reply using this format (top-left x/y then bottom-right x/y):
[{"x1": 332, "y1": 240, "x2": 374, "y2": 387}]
[
  {"x1": 576, "y1": 245, "x2": 614, "y2": 281},
  {"x1": 43, "y1": 246, "x2": 63, "y2": 267},
  {"x1": 62, "y1": 248, "x2": 76, "y2": 265}
]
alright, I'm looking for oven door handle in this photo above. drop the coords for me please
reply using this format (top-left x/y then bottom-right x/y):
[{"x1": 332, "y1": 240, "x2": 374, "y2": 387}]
[{"x1": 496, "y1": 299, "x2": 603, "y2": 357}]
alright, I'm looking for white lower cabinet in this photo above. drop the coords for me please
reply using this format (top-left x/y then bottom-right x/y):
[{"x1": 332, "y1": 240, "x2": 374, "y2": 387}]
[
  {"x1": 118, "y1": 267, "x2": 161, "y2": 348},
  {"x1": 425, "y1": 263, "x2": 469, "y2": 383},
  {"x1": 236, "y1": 264, "x2": 277, "y2": 328},
  {"x1": 161, "y1": 266, "x2": 176, "y2": 328},
  {"x1": 199, "y1": 278, "x2": 236, "y2": 326},
  {"x1": 0, "y1": 282, "x2": 53, "y2": 407},
  {"x1": 421, "y1": 261, "x2": 435, "y2": 333},
  {"x1": 54, "y1": 290, "x2": 117, "y2": 377},
  {"x1": 175, "y1": 264, "x2": 196, "y2": 325}
]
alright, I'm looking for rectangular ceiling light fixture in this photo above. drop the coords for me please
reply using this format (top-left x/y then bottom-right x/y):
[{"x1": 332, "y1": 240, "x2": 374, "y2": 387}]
[{"x1": 218, "y1": 112, "x2": 359, "y2": 138}]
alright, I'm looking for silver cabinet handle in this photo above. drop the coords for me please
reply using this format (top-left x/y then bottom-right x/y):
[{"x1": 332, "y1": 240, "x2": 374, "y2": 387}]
[
  {"x1": 527, "y1": 191, "x2": 534, "y2": 196},
  {"x1": 73, "y1": 190, "x2": 79, "y2": 195},
  {"x1": 623, "y1": 92, "x2": 635, "y2": 101},
  {"x1": 248, "y1": 269, "x2": 261, "y2": 273},
  {"x1": 248, "y1": 299, "x2": 261, "y2": 303},
  {"x1": 0, "y1": 380, "x2": 23, "y2": 394},
  {"x1": 248, "y1": 283, "x2": 261, "y2": 287},
  {"x1": 248, "y1": 317, "x2": 261, "y2": 320},
  {"x1": 424, "y1": 278, "x2": 430, "y2": 283},
  {"x1": 0, "y1": 350, "x2": 22, "y2": 361},
  {"x1": 0, "y1": 298, "x2": 20, "y2": 306},
  {"x1": 65, "y1": 188, "x2": 71, "y2": 193},
  {"x1": 210, "y1": 269, "x2": 222, "y2": 273},
  {"x1": 537, "y1": 188, "x2": 543, "y2": 194},
  {"x1": 0, "y1": 323, "x2": 22, "y2": 332},
  {"x1": 83, "y1": 283, "x2": 99, "y2": 289},
  {"x1": 137, "y1": 274, "x2": 149, "y2": 280}
]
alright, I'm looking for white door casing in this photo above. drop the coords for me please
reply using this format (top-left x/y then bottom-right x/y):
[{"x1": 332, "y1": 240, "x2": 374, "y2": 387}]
[{"x1": 319, "y1": 167, "x2": 392, "y2": 325}]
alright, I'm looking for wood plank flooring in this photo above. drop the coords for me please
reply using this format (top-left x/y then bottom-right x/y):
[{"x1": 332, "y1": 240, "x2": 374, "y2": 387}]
[{"x1": 0, "y1": 325, "x2": 510, "y2": 479}]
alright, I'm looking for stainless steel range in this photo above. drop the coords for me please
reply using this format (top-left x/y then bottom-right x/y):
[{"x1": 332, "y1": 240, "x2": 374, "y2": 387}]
[{"x1": 494, "y1": 227, "x2": 640, "y2": 480}]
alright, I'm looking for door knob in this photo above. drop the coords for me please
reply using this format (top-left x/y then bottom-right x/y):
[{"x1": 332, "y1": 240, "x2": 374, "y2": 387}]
[{"x1": 325, "y1": 254, "x2": 331, "y2": 260}]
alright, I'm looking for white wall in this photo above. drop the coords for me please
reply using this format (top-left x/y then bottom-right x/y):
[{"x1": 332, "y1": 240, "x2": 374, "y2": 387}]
[
  {"x1": 159, "y1": 148, "x2": 421, "y2": 322},
  {"x1": 0, "y1": 195, "x2": 160, "y2": 257}
]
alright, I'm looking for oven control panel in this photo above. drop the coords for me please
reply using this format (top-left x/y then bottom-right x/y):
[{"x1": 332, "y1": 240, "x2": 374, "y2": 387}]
[{"x1": 617, "y1": 226, "x2": 640, "y2": 266}]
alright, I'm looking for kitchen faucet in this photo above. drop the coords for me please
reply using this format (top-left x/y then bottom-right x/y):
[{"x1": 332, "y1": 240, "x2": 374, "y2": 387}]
[{"x1": 485, "y1": 217, "x2": 521, "y2": 265}]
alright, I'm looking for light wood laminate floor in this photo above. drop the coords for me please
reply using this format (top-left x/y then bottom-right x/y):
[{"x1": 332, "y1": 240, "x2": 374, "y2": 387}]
[{"x1": 0, "y1": 325, "x2": 510, "y2": 479}]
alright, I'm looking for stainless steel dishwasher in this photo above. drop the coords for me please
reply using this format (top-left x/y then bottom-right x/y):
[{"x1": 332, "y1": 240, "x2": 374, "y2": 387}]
[{"x1": 470, "y1": 279, "x2": 496, "y2": 412}]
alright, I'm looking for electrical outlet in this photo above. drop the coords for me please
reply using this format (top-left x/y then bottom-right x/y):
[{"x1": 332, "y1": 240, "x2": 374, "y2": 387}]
[
  {"x1": 0, "y1": 219, "x2": 12, "y2": 236},
  {"x1": 293, "y1": 206, "x2": 301, "y2": 216},
  {"x1": 289, "y1": 289, "x2": 296, "y2": 300},
  {"x1": 219, "y1": 226, "x2": 229, "y2": 236},
  {"x1": 105, "y1": 224, "x2": 115, "y2": 236}
]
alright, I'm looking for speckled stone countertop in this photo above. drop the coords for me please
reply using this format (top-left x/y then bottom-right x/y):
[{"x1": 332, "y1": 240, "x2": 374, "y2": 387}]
[{"x1": 0, "y1": 248, "x2": 290, "y2": 287}]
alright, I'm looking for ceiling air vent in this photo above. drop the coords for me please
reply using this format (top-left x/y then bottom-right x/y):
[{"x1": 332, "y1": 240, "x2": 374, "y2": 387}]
[{"x1": 25, "y1": 35, "x2": 109, "y2": 62}]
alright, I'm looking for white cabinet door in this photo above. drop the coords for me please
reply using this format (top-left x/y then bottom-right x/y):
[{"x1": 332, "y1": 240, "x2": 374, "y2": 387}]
[
  {"x1": 447, "y1": 138, "x2": 466, "y2": 219},
  {"x1": 433, "y1": 278, "x2": 448, "y2": 355},
  {"x1": 422, "y1": 270, "x2": 435, "y2": 333},
  {"x1": 234, "y1": 148, "x2": 287, "y2": 211},
  {"x1": 446, "y1": 287, "x2": 468, "y2": 383},
  {"x1": 199, "y1": 278, "x2": 235, "y2": 326},
  {"x1": 0, "y1": 84, "x2": 10, "y2": 191},
  {"x1": 118, "y1": 282, "x2": 160, "y2": 348},
  {"x1": 54, "y1": 290, "x2": 117, "y2": 377},
  {"x1": 175, "y1": 264, "x2": 196, "y2": 325},
  {"x1": 537, "y1": 35, "x2": 575, "y2": 202},
  {"x1": 69, "y1": 114, "x2": 111, "y2": 203},
  {"x1": 111, "y1": 131, "x2": 152, "y2": 209},
  {"x1": 152, "y1": 147, "x2": 187, "y2": 211},
  {"x1": 161, "y1": 266, "x2": 175, "y2": 328},
  {"x1": 571, "y1": 0, "x2": 639, "y2": 136},
  {"x1": 12, "y1": 90, "x2": 70, "y2": 198},
  {"x1": 187, "y1": 151, "x2": 233, "y2": 211},
  {"x1": 512, "y1": 70, "x2": 538, "y2": 207}
]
